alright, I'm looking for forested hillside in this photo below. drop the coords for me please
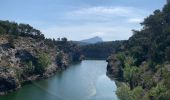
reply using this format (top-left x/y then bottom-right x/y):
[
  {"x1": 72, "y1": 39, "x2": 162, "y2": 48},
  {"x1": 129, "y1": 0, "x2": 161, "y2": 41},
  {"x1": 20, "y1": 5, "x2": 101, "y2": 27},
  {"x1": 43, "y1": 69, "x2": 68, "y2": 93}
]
[
  {"x1": 80, "y1": 41, "x2": 125, "y2": 59},
  {"x1": 107, "y1": 4, "x2": 170, "y2": 100},
  {"x1": 0, "y1": 20, "x2": 81, "y2": 95}
]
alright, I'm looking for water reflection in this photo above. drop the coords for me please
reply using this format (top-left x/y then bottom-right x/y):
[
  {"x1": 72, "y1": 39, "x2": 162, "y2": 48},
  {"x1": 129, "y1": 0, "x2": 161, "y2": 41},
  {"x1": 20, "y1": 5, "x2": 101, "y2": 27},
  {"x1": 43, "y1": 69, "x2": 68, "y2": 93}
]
[{"x1": 0, "y1": 60, "x2": 117, "y2": 100}]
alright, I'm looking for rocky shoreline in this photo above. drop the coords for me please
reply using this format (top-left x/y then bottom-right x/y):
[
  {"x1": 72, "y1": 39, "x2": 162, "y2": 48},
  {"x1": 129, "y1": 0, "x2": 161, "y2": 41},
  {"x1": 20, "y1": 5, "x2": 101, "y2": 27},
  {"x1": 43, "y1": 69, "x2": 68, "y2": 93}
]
[{"x1": 0, "y1": 36, "x2": 80, "y2": 95}]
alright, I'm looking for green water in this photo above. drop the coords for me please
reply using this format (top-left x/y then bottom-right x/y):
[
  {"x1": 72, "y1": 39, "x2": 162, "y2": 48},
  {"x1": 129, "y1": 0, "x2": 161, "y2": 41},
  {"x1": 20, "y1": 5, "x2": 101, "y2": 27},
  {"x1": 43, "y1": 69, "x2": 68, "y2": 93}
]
[{"x1": 0, "y1": 60, "x2": 117, "y2": 100}]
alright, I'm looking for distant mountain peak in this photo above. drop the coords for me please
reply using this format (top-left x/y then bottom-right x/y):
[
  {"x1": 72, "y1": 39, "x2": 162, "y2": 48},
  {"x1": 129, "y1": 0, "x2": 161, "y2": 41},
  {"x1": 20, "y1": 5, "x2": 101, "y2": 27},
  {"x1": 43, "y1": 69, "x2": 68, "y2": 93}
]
[{"x1": 81, "y1": 36, "x2": 103, "y2": 44}]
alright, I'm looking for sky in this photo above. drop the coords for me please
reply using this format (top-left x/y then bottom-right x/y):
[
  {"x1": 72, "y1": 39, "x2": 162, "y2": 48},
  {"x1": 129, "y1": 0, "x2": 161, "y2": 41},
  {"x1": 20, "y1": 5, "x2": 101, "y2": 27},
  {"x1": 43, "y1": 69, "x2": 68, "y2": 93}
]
[{"x1": 0, "y1": 0, "x2": 167, "y2": 41}]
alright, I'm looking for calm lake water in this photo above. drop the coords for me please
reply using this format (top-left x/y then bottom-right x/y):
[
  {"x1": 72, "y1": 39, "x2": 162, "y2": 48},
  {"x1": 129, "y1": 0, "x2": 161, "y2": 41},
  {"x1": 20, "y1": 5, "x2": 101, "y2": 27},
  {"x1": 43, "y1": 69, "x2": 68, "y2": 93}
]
[{"x1": 0, "y1": 60, "x2": 117, "y2": 100}]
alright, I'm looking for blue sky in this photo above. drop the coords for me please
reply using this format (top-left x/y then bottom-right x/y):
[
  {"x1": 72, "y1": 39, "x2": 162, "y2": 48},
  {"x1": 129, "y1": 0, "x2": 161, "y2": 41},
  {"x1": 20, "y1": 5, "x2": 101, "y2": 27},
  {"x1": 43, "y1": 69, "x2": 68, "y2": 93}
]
[{"x1": 0, "y1": 0, "x2": 166, "y2": 41}]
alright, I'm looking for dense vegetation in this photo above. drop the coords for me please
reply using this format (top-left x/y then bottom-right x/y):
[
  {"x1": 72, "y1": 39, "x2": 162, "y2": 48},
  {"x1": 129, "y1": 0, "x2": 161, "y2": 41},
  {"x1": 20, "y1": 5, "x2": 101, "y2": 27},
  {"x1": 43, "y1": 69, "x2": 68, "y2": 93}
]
[
  {"x1": 0, "y1": 20, "x2": 82, "y2": 62},
  {"x1": 0, "y1": 20, "x2": 82, "y2": 94},
  {"x1": 0, "y1": 20, "x2": 44, "y2": 39},
  {"x1": 107, "y1": 4, "x2": 170, "y2": 100},
  {"x1": 36, "y1": 52, "x2": 51, "y2": 74},
  {"x1": 80, "y1": 41, "x2": 125, "y2": 59}
]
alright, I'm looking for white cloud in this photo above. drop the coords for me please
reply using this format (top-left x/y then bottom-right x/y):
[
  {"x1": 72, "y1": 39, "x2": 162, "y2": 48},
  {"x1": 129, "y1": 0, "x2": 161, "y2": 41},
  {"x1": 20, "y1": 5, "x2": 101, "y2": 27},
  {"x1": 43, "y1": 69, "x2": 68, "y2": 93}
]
[
  {"x1": 128, "y1": 18, "x2": 143, "y2": 23},
  {"x1": 41, "y1": 6, "x2": 149, "y2": 41},
  {"x1": 71, "y1": 6, "x2": 134, "y2": 16},
  {"x1": 65, "y1": 6, "x2": 150, "y2": 26},
  {"x1": 69, "y1": 6, "x2": 148, "y2": 18}
]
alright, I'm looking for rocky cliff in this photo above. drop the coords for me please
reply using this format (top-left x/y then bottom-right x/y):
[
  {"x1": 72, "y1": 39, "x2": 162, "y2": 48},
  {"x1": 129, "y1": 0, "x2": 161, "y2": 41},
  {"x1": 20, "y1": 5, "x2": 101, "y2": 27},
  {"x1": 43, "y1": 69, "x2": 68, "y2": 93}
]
[
  {"x1": 0, "y1": 20, "x2": 83, "y2": 95},
  {"x1": 0, "y1": 35, "x2": 79, "y2": 95}
]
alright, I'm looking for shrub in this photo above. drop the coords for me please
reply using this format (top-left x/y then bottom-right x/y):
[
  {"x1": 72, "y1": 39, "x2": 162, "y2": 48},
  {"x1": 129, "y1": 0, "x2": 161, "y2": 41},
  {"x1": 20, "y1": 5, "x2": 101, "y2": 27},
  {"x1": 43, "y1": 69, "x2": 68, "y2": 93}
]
[
  {"x1": 130, "y1": 86, "x2": 144, "y2": 100},
  {"x1": 116, "y1": 84, "x2": 131, "y2": 100},
  {"x1": 149, "y1": 83, "x2": 167, "y2": 99},
  {"x1": 24, "y1": 61, "x2": 35, "y2": 75},
  {"x1": 35, "y1": 52, "x2": 51, "y2": 74},
  {"x1": 116, "y1": 84, "x2": 144, "y2": 100}
]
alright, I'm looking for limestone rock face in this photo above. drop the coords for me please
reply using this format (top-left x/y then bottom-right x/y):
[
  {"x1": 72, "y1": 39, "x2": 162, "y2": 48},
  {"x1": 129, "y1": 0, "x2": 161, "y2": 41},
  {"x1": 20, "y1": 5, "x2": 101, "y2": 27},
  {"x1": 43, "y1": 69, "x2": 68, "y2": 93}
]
[{"x1": 0, "y1": 36, "x2": 73, "y2": 95}]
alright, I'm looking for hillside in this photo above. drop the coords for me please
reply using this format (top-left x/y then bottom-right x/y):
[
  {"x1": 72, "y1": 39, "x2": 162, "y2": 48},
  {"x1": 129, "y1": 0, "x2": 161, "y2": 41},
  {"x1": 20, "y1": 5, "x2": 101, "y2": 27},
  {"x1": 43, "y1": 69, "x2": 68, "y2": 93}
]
[
  {"x1": 80, "y1": 41, "x2": 125, "y2": 59},
  {"x1": 0, "y1": 21, "x2": 81, "y2": 95},
  {"x1": 107, "y1": 4, "x2": 170, "y2": 100}
]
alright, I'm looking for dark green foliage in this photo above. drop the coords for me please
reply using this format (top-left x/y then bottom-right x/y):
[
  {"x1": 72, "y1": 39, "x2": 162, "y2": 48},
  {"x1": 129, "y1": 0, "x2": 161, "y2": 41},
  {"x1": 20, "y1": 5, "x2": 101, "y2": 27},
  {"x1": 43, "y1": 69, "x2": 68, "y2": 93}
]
[
  {"x1": 112, "y1": 4, "x2": 170, "y2": 100},
  {"x1": 0, "y1": 26, "x2": 6, "y2": 35},
  {"x1": 0, "y1": 20, "x2": 81, "y2": 63},
  {"x1": 80, "y1": 41, "x2": 125, "y2": 59},
  {"x1": 116, "y1": 84, "x2": 144, "y2": 100},
  {"x1": 56, "y1": 39, "x2": 82, "y2": 62},
  {"x1": 44, "y1": 38, "x2": 56, "y2": 48},
  {"x1": 127, "y1": 4, "x2": 170, "y2": 64},
  {"x1": 116, "y1": 84, "x2": 131, "y2": 100},
  {"x1": 0, "y1": 20, "x2": 45, "y2": 39},
  {"x1": 35, "y1": 53, "x2": 51, "y2": 74},
  {"x1": 61, "y1": 37, "x2": 67, "y2": 42},
  {"x1": 123, "y1": 65, "x2": 139, "y2": 89},
  {"x1": 149, "y1": 83, "x2": 167, "y2": 100},
  {"x1": 116, "y1": 52, "x2": 126, "y2": 63}
]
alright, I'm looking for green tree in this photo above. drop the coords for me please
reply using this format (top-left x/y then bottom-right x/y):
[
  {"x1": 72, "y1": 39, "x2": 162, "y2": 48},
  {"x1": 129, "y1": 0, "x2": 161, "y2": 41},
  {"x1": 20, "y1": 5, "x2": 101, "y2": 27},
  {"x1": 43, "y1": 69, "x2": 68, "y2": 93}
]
[
  {"x1": 130, "y1": 86, "x2": 144, "y2": 100},
  {"x1": 117, "y1": 84, "x2": 144, "y2": 100},
  {"x1": 116, "y1": 52, "x2": 126, "y2": 63},
  {"x1": 116, "y1": 84, "x2": 131, "y2": 100},
  {"x1": 35, "y1": 53, "x2": 51, "y2": 74},
  {"x1": 123, "y1": 57, "x2": 139, "y2": 89},
  {"x1": 149, "y1": 83, "x2": 167, "y2": 99},
  {"x1": 61, "y1": 37, "x2": 67, "y2": 42}
]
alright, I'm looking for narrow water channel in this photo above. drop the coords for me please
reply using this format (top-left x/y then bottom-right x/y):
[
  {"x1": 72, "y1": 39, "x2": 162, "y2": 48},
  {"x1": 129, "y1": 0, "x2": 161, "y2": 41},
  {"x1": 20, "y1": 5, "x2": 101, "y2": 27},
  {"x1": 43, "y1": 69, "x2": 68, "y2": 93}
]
[{"x1": 0, "y1": 60, "x2": 117, "y2": 100}]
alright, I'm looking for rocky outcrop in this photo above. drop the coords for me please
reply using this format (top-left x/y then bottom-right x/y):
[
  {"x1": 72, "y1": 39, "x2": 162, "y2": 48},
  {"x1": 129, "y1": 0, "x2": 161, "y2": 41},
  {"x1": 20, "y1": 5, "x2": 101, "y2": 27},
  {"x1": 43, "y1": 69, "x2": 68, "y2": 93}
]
[
  {"x1": 0, "y1": 67, "x2": 21, "y2": 95},
  {"x1": 106, "y1": 55, "x2": 123, "y2": 81},
  {"x1": 0, "y1": 36, "x2": 75, "y2": 95}
]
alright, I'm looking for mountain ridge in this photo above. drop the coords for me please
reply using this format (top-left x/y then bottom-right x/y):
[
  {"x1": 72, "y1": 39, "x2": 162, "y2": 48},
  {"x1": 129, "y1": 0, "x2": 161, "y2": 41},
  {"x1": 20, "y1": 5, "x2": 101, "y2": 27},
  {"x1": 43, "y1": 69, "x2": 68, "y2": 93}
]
[{"x1": 80, "y1": 36, "x2": 103, "y2": 44}]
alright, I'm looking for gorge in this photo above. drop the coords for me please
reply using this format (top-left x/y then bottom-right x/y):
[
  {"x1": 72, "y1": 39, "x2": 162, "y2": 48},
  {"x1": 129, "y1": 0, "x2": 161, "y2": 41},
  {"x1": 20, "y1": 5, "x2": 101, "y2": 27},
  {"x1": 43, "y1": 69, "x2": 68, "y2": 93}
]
[
  {"x1": 1, "y1": 2, "x2": 170, "y2": 100},
  {"x1": 0, "y1": 60, "x2": 117, "y2": 100}
]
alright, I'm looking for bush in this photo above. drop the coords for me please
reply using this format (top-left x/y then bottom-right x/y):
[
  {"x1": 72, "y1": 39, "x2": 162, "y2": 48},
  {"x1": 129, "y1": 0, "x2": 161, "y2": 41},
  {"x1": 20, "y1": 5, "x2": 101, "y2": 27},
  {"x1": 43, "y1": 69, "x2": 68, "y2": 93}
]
[
  {"x1": 123, "y1": 57, "x2": 139, "y2": 89},
  {"x1": 116, "y1": 84, "x2": 131, "y2": 100},
  {"x1": 149, "y1": 83, "x2": 167, "y2": 99},
  {"x1": 24, "y1": 61, "x2": 35, "y2": 75},
  {"x1": 35, "y1": 53, "x2": 51, "y2": 74},
  {"x1": 116, "y1": 52, "x2": 126, "y2": 64},
  {"x1": 130, "y1": 86, "x2": 144, "y2": 100},
  {"x1": 116, "y1": 84, "x2": 144, "y2": 100}
]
